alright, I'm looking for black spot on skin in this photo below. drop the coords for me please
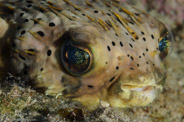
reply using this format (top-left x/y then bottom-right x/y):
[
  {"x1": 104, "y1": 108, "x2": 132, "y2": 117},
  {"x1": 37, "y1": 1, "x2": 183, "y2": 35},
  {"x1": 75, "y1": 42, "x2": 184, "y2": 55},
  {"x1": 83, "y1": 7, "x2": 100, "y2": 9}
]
[
  {"x1": 137, "y1": 64, "x2": 140, "y2": 67},
  {"x1": 47, "y1": 50, "x2": 52, "y2": 56},
  {"x1": 40, "y1": 68, "x2": 43, "y2": 71},
  {"x1": 146, "y1": 62, "x2": 149, "y2": 64},
  {"x1": 107, "y1": 46, "x2": 111, "y2": 51},
  {"x1": 94, "y1": 10, "x2": 98, "y2": 13},
  {"x1": 21, "y1": 30, "x2": 26, "y2": 35},
  {"x1": 131, "y1": 32, "x2": 135, "y2": 34},
  {"x1": 139, "y1": 56, "x2": 141, "y2": 58},
  {"x1": 129, "y1": 21, "x2": 134, "y2": 25},
  {"x1": 143, "y1": 53, "x2": 145, "y2": 56},
  {"x1": 107, "y1": 13, "x2": 111, "y2": 16},
  {"x1": 151, "y1": 34, "x2": 154, "y2": 39},
  {"x1": 153, "y1": 64, "x2": 155, "y2": 66},
  {"x1": 135, "y1": 13, "x2": 139, "y2": 16},
  {"x1": 49, "y1": 22, "x2": 55, "y2": 27},
  {"x1": 141, "y1": 31, "x2": 145, "y2": 35},
  {"x1": 120, "y1": 41, "x2": 123, "y2": 47},
  {"x1": 106, "y1": 62, "x2": 108, "y2": 64},
  {"x1": 125, "y1": 32, "x2": 129, "y2": 35},
  {"x1": 143, "y1": 37, "x2": 146, "y2": 41},
  {"x1": 131, "y1": 38, "x2": 135, "y2": 42},
  {"x1": 146, "y1": 48, "x2": 149, "y2": 52},
  {"x1": 88, "y1": 85, "x2": 94, "y2": 88},
  {"x1": 109, "y1": 77, "x2": 115, "y2": 82},
  {"x1": 112, "y1": 41, "x2": 116, "y2": 46},
  {"x1": 19, "y1": 13, "x2": 24, "y2": 17},
  {"x1": 24, "y1": 19, "x2": 29, "y2": 22},
  {"x1": 82, "y1": 13, "x2": 86, "y2": 16},
  {"x1": 34, "y1": 20, "x2": 38, "y2": 24},
  {"x1": 119, "y1": 9, "x2": 123, "y2": 12},
  {"x1": 127, "y1": 54, "x2": 130, "y2": 57},
  {"x1": 38, "y1": 8, "x2": 44, "y2": 13},
  {"x1": 130, "y1": 56, "x2": 134, "y2": 60},
  {"x1": 17, "y1": 26, "x2": 21, "y2": 30},
  {"x1": 116, "y1": 66, "x2": 119, "y2": 70},
  {"x1": 130, "y1": 68, "x2": 134, "y2": 70},
  {"x1": 37, "y1": 31, "x2": 45, "y2": 37},
  {"x1": 135, "y1": 36, "x2": 139, "y2": 40},
  {"x1": 26, "y1": 0, "x2": 33, "y2": 3},
  {"x1": 129, "y1": 43, "x2": 133, "y2": 48},
  {"x1": 34, "y1": 18, "x2": 42, "y2": 24},
  {"x1": 19, "y1": 54, "x2": 26, "y2": 60},
  {"x1": 27, "y1": 4, "x2": 32, "y2": 8}
]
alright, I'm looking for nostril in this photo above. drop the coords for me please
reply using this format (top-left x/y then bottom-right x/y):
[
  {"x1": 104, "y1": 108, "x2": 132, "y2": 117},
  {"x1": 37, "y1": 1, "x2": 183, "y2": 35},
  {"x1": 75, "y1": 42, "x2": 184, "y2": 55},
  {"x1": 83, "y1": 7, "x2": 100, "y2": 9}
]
[{"x1": 116, "y1": 66, "x2": 119, "y2": 70}]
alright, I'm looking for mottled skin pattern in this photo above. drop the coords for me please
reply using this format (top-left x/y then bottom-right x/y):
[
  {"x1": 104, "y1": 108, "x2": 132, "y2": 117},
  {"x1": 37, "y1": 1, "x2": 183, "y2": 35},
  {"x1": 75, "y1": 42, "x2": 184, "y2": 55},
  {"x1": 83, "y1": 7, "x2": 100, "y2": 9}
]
[{"x1": 0, "y1": 0, "x2": 172, "y2": 110}]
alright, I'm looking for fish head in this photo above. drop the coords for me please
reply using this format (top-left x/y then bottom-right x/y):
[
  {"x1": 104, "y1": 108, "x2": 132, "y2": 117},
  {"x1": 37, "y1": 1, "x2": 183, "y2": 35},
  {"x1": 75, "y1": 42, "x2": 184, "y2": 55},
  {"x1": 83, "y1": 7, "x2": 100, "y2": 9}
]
[{"x1": 37, "y1": 13, "x2": 173, "y2": 109}]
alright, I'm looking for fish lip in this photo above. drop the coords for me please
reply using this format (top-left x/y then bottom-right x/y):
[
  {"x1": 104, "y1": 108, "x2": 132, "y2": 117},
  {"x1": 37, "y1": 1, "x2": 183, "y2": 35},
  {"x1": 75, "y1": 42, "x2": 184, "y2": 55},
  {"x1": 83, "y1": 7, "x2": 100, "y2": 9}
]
[
  {"x1": 121, "y1": 81, "x2": 163, "y2": 92},
  {"x1": 121, "y1": 84, "x2": 154, "y2": 92},
  {"x1": 129, "y1": 85, "x2": 154, "y2": 92}
]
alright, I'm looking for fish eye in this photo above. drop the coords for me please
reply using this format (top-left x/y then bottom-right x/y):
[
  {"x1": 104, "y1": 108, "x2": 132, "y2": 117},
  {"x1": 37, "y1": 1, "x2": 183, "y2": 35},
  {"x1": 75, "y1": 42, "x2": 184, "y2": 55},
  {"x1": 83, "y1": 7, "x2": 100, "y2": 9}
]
[
  {"x1": 159, "y1": 30, "x2": 174, "y2": 60},
  {"x1": 61, "y1": 40, "x2": 92, "y2": 76}
]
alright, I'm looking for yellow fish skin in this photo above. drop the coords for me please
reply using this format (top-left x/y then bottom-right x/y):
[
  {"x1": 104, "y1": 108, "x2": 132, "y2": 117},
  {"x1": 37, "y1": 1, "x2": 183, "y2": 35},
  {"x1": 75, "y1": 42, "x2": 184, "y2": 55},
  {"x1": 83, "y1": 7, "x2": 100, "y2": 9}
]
[{"x1": 0, "y1": 0, "x2": 174, "y2": 110}]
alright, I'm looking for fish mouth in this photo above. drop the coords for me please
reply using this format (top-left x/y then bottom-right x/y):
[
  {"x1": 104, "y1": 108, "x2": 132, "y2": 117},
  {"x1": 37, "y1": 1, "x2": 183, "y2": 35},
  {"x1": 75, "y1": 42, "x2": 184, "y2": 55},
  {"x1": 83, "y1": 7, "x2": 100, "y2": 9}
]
[
  {"x1": 128, "y1": 85, "x2": 154, "y2": 92},
  {"x1": 107, "y1": 72, "x2": 166, "y2": 108},
  {"x1": 121, "y1": 84, "x2": 161, "y2": 93},
  {"x1": 120, "y1": 73, "x2": 166, "y2": 93},
  {"x1": 125, "y1": 85, "x2": 163, "y2": 94},
  {"x1": 107, "y1": 78, "x2": 164, "y2": 108}
]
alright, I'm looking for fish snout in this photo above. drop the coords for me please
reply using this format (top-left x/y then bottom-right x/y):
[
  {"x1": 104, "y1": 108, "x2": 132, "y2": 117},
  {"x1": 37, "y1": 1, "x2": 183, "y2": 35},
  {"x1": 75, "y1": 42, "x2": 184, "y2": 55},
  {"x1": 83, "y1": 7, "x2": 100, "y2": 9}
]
[{"x1": 107, "y1": 71, "x2": 164, "y2": 108}]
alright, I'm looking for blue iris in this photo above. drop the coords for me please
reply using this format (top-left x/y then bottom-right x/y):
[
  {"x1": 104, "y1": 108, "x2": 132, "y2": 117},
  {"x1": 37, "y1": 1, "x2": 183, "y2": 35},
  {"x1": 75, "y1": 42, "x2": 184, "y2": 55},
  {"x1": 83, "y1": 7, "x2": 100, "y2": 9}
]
[{"x1": 159, "y1": 36, "x2": 168, "y2": 52}]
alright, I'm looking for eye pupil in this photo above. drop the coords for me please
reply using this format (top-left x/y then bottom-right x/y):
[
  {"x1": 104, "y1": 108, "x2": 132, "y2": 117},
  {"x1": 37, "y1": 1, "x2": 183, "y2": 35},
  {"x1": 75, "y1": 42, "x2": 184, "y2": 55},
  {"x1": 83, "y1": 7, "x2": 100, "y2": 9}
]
[
  {"x1": 61, "y1": 41, "x2": 91, "y2": 76},
  {"x1": 66, "y1": 46, "x2": 89, "y2": 65}
]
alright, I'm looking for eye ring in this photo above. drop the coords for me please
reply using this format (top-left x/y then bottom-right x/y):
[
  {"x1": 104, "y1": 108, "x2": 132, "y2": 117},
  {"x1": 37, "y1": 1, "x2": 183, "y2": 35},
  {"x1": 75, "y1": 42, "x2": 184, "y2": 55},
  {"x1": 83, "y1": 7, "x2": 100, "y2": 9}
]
[{"x1": 61, "y1": 40, "x2": 93, "y2": 76}]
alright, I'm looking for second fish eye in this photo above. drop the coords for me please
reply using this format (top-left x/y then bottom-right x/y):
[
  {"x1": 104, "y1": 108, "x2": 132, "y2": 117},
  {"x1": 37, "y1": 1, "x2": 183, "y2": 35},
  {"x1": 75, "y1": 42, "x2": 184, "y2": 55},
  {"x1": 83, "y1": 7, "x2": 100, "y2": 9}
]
[{"x1": 158, "y1": 31, "x2": 173, "y2": 60}]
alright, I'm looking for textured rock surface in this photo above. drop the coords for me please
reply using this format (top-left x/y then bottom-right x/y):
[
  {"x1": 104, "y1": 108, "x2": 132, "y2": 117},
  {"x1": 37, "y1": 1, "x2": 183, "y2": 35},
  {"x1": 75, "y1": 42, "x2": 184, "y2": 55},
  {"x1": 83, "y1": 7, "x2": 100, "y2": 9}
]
[{"x1": 0, "y1": 0, "x2": 184, "y2": 121}]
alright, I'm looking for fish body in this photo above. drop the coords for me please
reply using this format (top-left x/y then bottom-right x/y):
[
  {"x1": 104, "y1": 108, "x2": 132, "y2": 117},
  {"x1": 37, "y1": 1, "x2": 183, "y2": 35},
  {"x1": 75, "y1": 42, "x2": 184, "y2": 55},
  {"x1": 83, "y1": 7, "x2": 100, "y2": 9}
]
[{"x1": 0, "y1": 0, "x2": 173, "y2": 110}]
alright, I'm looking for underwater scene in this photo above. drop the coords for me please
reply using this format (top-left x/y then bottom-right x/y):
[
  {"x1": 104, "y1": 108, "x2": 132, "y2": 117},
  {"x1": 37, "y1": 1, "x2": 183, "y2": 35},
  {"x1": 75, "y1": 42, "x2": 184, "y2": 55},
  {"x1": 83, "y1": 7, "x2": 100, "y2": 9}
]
[{"x1": 0, "y1": 0, "x2": 184, "y2": 121}]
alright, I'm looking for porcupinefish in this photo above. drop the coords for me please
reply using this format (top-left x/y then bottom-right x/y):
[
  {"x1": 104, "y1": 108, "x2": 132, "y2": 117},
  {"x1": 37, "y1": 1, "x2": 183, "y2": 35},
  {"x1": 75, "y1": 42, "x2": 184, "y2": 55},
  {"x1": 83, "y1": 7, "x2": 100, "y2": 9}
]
[{"x1": 0, "y1": 0, "x2": 173, "y2": 110}]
